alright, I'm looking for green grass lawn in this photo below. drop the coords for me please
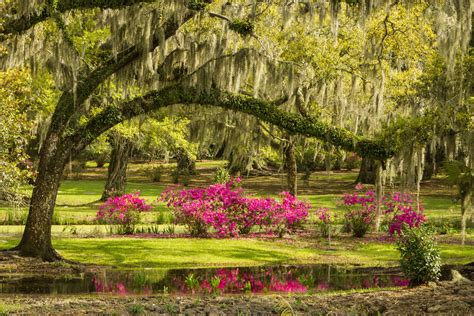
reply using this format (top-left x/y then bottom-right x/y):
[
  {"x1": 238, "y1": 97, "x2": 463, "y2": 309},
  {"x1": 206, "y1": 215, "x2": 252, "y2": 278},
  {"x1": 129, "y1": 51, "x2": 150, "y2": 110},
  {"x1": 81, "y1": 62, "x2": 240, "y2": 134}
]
[{"x1": 1, "y1": 236, "x2": 472, "y2": 269}]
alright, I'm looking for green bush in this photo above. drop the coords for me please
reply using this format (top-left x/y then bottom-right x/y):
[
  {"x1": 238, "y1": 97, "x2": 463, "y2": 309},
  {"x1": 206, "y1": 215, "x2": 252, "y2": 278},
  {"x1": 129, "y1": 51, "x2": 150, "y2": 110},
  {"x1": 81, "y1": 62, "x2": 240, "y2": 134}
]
[
  {"x1": 396, "y1": 225, "x2": 441, "y2": 286},
  {"x1": 213, "y1": 167, "x2": 230, "y2": 184},
  {"x1": 148, "y1": 165, "x2": 164, "y2": 182}
]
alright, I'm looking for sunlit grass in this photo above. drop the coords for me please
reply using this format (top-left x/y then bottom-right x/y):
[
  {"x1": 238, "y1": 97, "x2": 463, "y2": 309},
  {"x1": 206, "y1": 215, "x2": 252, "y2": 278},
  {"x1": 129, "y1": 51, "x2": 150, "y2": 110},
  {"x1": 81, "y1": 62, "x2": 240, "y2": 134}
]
[{"x1": 1, "y1": 236, "x2": 471, "y2": 268}]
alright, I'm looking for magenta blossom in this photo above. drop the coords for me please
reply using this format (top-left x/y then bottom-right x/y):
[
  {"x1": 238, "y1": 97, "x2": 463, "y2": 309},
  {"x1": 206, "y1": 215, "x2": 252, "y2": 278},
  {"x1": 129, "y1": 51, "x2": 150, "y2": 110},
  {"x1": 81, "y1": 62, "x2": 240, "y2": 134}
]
[{"x1": 160, "y1": 180, "x2": 309, "y2": 237}]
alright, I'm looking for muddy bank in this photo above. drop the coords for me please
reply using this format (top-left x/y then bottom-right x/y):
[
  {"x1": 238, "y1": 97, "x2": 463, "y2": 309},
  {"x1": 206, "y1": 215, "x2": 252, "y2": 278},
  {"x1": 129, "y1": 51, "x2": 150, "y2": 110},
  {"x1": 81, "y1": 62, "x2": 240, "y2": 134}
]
[{"x1": 0, "y1": 281, "x2": 472, "y2": 315}]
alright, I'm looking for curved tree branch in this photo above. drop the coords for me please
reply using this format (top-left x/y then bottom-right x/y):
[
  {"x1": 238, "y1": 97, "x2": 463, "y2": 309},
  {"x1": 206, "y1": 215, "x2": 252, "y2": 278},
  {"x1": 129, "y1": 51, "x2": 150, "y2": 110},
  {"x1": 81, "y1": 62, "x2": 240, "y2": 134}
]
[
  {"x1": 69, "y1": 84, "x2": 393, "y2": 161},
  {"x1": 1, "y1": 0, "x2": 154, "y2": 38},
  {"x1": 52, "y1": 5, "x2": 208, "y2": 135}
]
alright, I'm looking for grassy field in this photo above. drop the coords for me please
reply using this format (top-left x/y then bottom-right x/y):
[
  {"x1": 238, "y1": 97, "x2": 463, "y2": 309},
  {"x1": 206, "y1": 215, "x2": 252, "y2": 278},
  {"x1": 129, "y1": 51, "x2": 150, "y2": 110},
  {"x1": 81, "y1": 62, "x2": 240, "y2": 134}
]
[
  {"x1": 0, "y1": 160, "x2": 472, "y2": 269},
  {"x1": 1, "y1": 235, "x2": 472, "y2": 269},
  {"x1": 0, "y1": 161, "x2": 465, "y2": 225}
]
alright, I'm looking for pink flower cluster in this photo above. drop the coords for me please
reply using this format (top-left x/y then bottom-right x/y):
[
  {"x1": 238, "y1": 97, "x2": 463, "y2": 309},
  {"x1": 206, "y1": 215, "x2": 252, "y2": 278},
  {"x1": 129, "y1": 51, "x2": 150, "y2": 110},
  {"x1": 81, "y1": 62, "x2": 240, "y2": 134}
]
[
  {"x1": 96, "y1": 192, "x2": 151, "y2": 228},
  {"x1": 315, "y1": 207, "x2": 334, "y2": 237},
  {"x1": 316, "y1": 207, "x2": 331, "y2": 223},
  {"x1": 180, "y1": 268, "x2": 307, "y2": 294},
  {"x1": 340, "y1": 184, "x2": 427, "y2": 237},
  {"x1": 382, "y1": 191, "x2": 426, "y2": 235},
  {"x1": 341, "y1": 184, "x2": 377, "y2": 237},
  {"x1": 160, "y1": 179, "x2": 309, "y2": 237}
]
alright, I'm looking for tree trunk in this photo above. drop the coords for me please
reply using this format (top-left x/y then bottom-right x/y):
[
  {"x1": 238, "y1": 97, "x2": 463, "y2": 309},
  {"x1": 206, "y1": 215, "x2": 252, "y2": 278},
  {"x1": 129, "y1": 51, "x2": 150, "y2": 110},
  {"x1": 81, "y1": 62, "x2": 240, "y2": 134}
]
[
  {"x1": 284, "y1": 137, "x2": 297, "y2": 196},
  {"x1": 101, "y1": 135, "x2": 132, "y2": 201},
  {"x1": 13, "y1": 134, "x2": 69, "y2": 261},
  {"x1": 325, "y1": 144, "x2": 332, "y2": 174},
  {"x1": 460, "y1": 181, "x2": 472, "y2": 246},
  {"x1": 374, "y1": 162, "x2": 383, "y2": 231},
  {"x1": 356, "y1": 157, "x2": 376, "y2": 184},
  {"x1": 172, "y1": 148, "x2": 196, "y2": 184}
]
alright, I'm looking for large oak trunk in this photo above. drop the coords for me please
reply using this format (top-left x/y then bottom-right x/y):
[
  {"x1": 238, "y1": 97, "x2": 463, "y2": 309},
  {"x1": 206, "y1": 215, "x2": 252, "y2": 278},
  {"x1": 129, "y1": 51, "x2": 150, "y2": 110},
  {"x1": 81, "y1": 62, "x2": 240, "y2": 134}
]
[
  {"x1": 101, "y1": 135, "x2": 133, "y2": 201},
  {"x1": 13, "y1": 134, "x2": 68, "y2": 261},
  {"x1": 356, "y1": 157, "x2": 376, "y2": 184}
]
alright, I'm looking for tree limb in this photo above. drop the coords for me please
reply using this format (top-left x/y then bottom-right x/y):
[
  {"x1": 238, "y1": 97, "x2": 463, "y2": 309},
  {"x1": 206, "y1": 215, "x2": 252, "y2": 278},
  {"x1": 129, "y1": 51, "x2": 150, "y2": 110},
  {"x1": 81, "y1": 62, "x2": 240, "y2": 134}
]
[
  {"x1": 69, "y1": 84, "x2": 394, "y2": 161},
  {"x1": 1, "y1": 0, "x2": 155, "y2": 38}
]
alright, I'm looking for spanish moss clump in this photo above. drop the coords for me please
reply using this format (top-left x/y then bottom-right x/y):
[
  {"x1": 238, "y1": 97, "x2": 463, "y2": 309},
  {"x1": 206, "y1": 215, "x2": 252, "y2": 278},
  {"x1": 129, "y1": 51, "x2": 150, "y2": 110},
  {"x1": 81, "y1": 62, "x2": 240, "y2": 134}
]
[
  {"x1": 186, "y1": 0, "x2": 208, "y2": 11},
  {"x1": 229, "y1": 19, "x2": 254, "y2": 36}
]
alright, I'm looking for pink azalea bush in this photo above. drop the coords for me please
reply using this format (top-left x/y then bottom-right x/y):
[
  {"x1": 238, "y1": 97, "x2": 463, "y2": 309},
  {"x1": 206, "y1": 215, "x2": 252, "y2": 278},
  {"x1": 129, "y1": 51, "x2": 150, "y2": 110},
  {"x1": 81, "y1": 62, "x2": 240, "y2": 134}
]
[
  {"x1": 97, "y1": 192, "x2": 152, "y2": 234},
  {"x1": 383, "y1": 192, "x2": 426, "y2": 235},
  {"x1": 340, "y1": 185, "x2": 377, "y2": 237},
  {"x1": 315, "y1": 207, "x2": 334, "y2": 237},
  {"x1": 160, "y1": 179, "x2": 309, "y2": 237},
  {"x1": 340, "y1": 184, "x2": 427, "y2": 237}
]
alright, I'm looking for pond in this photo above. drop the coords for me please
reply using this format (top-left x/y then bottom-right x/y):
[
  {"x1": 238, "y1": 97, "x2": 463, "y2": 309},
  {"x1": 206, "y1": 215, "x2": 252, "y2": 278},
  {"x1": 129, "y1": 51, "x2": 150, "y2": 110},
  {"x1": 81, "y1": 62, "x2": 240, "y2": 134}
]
[{"x1": 0, "y1": 264, "x2": 408, "y2": 295}]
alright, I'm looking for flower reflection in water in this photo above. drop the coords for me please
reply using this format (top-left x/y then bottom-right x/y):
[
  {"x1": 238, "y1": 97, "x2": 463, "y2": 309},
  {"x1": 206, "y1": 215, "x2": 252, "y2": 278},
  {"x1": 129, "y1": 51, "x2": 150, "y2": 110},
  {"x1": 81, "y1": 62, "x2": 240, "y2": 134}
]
[{"x1": 90, "y1": 266, "x2": 409, "y2": 296}]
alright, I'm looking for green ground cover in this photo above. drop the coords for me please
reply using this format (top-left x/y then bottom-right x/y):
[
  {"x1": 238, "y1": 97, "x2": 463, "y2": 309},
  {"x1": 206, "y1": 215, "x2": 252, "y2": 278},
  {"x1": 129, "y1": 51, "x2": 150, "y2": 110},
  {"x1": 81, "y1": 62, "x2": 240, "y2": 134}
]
[{"x1": 1, "y1": 236, "x2": 472, "y2": 269}]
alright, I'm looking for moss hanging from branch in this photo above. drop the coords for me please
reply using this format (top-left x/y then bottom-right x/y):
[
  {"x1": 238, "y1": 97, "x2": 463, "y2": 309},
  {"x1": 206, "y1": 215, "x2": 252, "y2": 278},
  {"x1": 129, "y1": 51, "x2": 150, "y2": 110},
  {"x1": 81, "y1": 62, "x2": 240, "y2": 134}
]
[
  {"x1": 70, "y1": 84, "x2": 393, "y2": 162},
  {"x1": 229, "y1": 19, "x2": 254, "y2": 37},
  {"x1": 1, "y1": 0, "x2": 157, "y2": 38},
  {"x1": 185, "y1": 0, "x2": 208, "y2": 11}
]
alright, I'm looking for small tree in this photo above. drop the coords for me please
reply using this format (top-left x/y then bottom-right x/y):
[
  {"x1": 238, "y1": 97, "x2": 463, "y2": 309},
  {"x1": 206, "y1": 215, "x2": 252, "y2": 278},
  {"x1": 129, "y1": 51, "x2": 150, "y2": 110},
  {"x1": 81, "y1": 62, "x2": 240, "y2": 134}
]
[{"x1": 444, "y1": 161, "x2": 473, "y2": 245}]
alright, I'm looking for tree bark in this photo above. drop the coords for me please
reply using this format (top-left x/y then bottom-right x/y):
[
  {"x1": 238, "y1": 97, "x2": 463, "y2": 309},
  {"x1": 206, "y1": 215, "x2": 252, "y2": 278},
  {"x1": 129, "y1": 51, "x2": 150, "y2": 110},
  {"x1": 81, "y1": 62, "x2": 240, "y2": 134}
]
[
  {"x1": 12, "y1": 133, "x2": 69, "y2": 261},
  {"x1": 460, "y1": 180, "x2": 472, "y2": 246},
  {"x1": 374, "y1": 162, "x2": 383, "y2": 231},
  {"x1": 173, "y1": 148, "x2": 196, "y2": 184},
  {"x1": 101, "y1": 135, "x2": 132, "y2": 201},
  {"x1": 356, "y1": 157, "x2": 376, "y2": 184},
  {"x1": 283, "y1": 137, "x2": 297, "y2": 196}
]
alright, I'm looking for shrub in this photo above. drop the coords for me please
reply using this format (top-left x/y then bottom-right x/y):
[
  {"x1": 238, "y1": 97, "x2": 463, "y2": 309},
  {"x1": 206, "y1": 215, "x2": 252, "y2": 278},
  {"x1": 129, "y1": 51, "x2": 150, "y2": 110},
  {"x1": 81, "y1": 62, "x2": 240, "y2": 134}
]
[
  {"x1": 97, "y1": 192, "x2": 152, "y2": 234},
  {"x1": 396, "y1": 225, "x2": 441, "y2": 286},
  {"x1": 160, "y1": 179, "x2": 309, "y2": 237},
  {"x1": 383, "y1": 192, "x2": 427, "y2": 236},
  {"x1": 340, "y1": 184, "x2": 376, "y2": 237},
  {"x1": 345, "y1": 208, "x2": 376, "y2": 237},
  {"x1": 315, "y1": 207, "x2": 334, "y2": 238},
  {"x1": 148, "y1": 165, "x2": 164, "y2": 182},
  {"x1": 213, "y1": 167, "x2": 231, "y2": 184}
]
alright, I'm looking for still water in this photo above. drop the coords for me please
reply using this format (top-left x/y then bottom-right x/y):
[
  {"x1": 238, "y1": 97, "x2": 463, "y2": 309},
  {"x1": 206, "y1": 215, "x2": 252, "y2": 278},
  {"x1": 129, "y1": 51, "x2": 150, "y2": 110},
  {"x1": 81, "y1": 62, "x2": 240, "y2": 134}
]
[{"x1": 0, "y1": 264, "x2": 408, "y2": 295}]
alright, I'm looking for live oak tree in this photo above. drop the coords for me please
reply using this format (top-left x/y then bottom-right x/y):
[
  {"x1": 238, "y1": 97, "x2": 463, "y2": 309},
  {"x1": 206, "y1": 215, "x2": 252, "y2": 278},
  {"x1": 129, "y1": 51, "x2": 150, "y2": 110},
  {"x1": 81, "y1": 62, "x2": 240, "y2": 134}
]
[{"x1": 1, "y1": 0, "x2": 470, "y2": 260}]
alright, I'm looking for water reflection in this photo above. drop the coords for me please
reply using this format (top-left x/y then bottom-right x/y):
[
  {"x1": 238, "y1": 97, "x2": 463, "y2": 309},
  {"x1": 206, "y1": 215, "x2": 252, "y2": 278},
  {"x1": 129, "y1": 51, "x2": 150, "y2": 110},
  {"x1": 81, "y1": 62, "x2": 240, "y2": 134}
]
[{"x1": 0, "y1": 265, "x2": 408, "y2": 295}]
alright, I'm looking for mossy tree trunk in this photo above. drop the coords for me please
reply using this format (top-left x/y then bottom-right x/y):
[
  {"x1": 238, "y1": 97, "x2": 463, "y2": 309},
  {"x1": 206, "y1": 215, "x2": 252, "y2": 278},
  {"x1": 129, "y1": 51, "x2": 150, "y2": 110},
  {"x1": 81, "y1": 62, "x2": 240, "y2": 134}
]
[
  {"x1": 356, "y1": 157, "x2": 376, "y2": 184},
  {"x1": 173, "y1": 148, "x2": 196, "y2": 184},
  {"x1": 12, "y1": 129, "x2": 70, "y2": 261},
  {"x1": 9, "y1": 3, "x2": 203, "y2": 261},
  {"x1": 460, "y1": 179, "x2": 472, "y2": 246},
  {"x1": 101, "y1": 134, "x2": 133, "y2": 201}
]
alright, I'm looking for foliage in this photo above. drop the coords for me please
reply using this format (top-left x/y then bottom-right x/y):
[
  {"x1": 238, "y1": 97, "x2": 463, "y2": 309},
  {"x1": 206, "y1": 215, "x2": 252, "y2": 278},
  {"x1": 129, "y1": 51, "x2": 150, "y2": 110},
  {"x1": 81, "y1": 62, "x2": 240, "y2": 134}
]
[
  {"x1": 160, "y1": 179, "x2": 309, "y2": 237},
  {"x1": 148, "y1": 165, "x2": 164, "y2": 183},
  {"x1": 315, "y1": 207, "x2": 335, "y2": 238},
  {"x1": 396, "y1": 225, "x2": 441, "y2": 286},
  {"x1": 383, "y1": 192, "x2": 427, "y2": 236},
  {"x1": 97, "y1": 192, "x2": 152, "y2": 234},
  {"x1": 229, "y1": 19, "x2": 254, "y2": 37},
  {"x1": 213, "y1": 167, "x2": 231, "y2": 184},
  {"x1": 340, "y1": 185, "x2": 376, "y2": 237},
  {"x1": 443, "y1": 161, "x2": 473, "y2": 198},
  {"x1": 84, "y1": 135, "x2": 111, "y2": 167},
  {"x1": 0, "y1": 68, "x2": 56, "y2": 204}
]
